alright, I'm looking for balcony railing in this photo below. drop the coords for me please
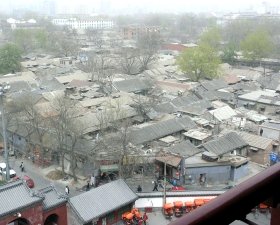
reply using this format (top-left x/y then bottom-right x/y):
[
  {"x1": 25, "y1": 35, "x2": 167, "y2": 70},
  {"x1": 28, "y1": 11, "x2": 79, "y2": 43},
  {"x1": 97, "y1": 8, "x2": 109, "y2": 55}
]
[{"x1": 169, "y1": 163, "x2": 280, "y2": 225}]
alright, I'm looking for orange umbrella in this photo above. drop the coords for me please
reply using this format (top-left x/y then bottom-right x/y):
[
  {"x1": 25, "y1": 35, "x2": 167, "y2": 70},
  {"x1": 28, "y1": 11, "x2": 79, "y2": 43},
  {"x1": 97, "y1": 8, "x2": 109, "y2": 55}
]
[
  {"x1": 185, "y1": 201, "x2": 195, "y2": 207},
  {"x1": 125, "y1": 213, "x2": 134, "y2": 220},
  {"x1": 164, "y1": 203, "x2": 174, "y2": 209},
  {"x1": 135, "y1": 211, "x2": 142, "y2": 218},
  {"x1": 203, "y1": 199, "x2": 211, "y2": 204},
  {"x1": 174, "y1": 201, "x2": 183, "y2": 208},
  {"x1": 131, "y1": 208, "x2": 139, "y2": 214},
  {"x1": 194, "y1": 199, "x2": 205, "y2": 206}
]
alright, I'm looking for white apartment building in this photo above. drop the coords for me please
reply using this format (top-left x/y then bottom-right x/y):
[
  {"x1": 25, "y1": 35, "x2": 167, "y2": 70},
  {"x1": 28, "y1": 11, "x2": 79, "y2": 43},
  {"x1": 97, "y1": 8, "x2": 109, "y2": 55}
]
[{"x1": 52, "y1": 18, "x2": 114, "y2": 30}]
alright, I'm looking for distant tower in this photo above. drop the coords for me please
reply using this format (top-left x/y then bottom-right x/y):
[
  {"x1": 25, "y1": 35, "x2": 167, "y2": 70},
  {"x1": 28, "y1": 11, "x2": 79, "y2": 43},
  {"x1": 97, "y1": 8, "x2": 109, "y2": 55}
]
[
  {"x1": 43, "y1": 0, "x2": 56, "y2": 16},
  {"x1": 262, "y1": 1, "x2": 270, "y2": 14},
  {"x1": 100, "y1": 0, "x2": 111, "y2": 15}
]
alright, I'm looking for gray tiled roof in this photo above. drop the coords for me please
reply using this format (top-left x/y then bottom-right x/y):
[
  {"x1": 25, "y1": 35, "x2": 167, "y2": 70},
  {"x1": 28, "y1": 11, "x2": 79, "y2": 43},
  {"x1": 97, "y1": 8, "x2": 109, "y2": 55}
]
[
  {"x1": 202, "y1": 132, "x2": 247, "y2": 156},
  {"x1": 113, "y1": 78, "x2": 152, "y2": 93},
  {"x1": 39, "y1": 186, "x2": 67, "y2": 210},
  {"x1": 200, "y1": 79, "x2": 228, "y2": 91},
  {"x1": 129, "y1": 116, "x2": 196, "y2": 145},
  {"x1": 171, "y1": 95, "x2": 200, "y2": 108},
  {"x1": 9, "y1": 81, "x2": 32, "y2": 93},
  {"x1": 68, "y1": 179, "x2": 138, "y2": 223},
  {"x1": 168, "y1": 141, "x2": 203, "y2": 157},
  {"x1": 239, "y1": 132, "x2": 273, "y2": 150},
  {"x1": 0, "y1": 180, "x2": 43, "y2": 218},
  {"x1": 153, "y1": 102, "x2": 177, "y2": 113},
  {"x1": 178, "y1": 100, "x2": 212, "y2": 116}
]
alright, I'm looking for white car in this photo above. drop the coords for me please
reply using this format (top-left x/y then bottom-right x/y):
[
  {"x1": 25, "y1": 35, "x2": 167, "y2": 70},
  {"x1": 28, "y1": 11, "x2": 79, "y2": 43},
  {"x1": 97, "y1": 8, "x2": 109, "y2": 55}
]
[{"x1": 0, "y1": 162, "x2": 17, "y2": 178}]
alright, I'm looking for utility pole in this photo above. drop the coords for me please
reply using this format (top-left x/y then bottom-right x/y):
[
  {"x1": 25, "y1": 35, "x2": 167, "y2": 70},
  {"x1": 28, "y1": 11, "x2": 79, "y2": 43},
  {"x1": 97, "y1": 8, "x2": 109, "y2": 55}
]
[
  {"x1": 163, "y1": 161, "x2": 167, "y2": 205},
  {"x1": 0, "y1": 82, "x2": 10, "y2": 181}
]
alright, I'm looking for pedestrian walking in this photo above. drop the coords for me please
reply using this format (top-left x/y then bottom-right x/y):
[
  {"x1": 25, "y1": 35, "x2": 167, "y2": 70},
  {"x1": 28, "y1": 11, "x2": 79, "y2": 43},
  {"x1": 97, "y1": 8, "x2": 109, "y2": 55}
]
[
  {"x1": 19, "y1": 162, "x2": 24, "y2": 172},
  {"x1": 86, "y1": 181, "x2": 90, "y2": 191},
  {"x1": 65, "y1": 185, "x2": 70, "y2": 195},
  {"x1": 137, "y1": 185, "x2": 142, "y2": 192},
  {"x1": 143, "y1": 212, "x2": 148, "y2": 225},
  {"x1": 152, "y1": 180, "x2": 158, "y2": 191},
  {"x1": 90, "y1": 175, "x2": 96, "y2": 187},
  {"x1": 158, "y1": 180, "x2": 164, "y2": 189}
]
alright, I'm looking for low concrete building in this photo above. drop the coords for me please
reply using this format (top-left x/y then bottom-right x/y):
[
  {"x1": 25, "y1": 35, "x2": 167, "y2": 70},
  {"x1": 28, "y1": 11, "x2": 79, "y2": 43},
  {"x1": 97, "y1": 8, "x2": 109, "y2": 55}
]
[
  {"x1": 183, "y1": 129, "x2": 212, "y2": 146},
  {"x1": 239, "y1": 131, "x2": 274, "y2": 165},
  {"x1": 201, "y1": 132, "x2": 248, "y2": 159},
  {"x1": 184, "y1": 152, "x2": 249, "y2": 185},
  {"x1": 155, "y1": 141, "x2": 203, "y2": 184}
]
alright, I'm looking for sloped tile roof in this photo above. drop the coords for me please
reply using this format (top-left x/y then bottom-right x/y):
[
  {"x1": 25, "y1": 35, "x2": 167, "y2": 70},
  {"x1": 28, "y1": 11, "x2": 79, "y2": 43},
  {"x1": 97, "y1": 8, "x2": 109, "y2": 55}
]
[
  {"x1": 68, "y1": 179, "x2": 138, "y2": 223},
  {"x1": 168, "y1": 141, "x2": 203, "y2": 157},
  {"x1": 171, "y1": 95, "x2": 200, "y2": 108},
  {"x1": 178, "y1": 100, "x2": 212, "y2": 116},
  {"x1": 129, "y1": 116, "x2": 196, "y2": 145},
  {"x1": 0, "y1": 180, "x2": 43, "y2": 218},
  {"x1": 209, "y1": 105, "x2": 237, "y2": 121},
  {"x1": 113, "y1": 78, "x2": 152, "y2": 93},
  {"x1": 239, "y1": 132, "x2": 273, "y2": 150},
  {"x1": 39, "y1": 186, "x2": 67, "y2": 210},
  {"x1": 153, "y1": 102, "x2": 177, "y2": 113},
  {"x1": 201, "y1": 79, "x2": 228, "y2": 91},
  {"x1": 202, "y1": 132, "x2": 247, "y2": 156},
  {"x1": 155, "y1": 155, "x2": 182, "y2": 167}
]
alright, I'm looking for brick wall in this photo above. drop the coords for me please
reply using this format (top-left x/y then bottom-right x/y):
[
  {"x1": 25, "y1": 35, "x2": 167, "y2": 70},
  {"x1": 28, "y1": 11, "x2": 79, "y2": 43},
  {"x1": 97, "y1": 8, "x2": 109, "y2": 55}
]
[
  {"x1": 44, "y1": 204, "x2": 68, "y2": 225},
  {"x1": 0, "y1": 204, "x2": 43, "y2": 225}
]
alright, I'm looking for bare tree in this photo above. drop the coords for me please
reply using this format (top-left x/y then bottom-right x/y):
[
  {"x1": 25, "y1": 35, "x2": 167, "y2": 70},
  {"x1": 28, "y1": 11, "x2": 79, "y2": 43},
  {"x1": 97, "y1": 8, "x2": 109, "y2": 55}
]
[
  {"x1": 137, "y1": 33, "x2": 161, "y2": 72},
  {"x1": 131, "y1": 87, "x2": 160, "y2": 120},
  {"x1": 85, "y1": 29, "x2": 104, "y2": 49},
  {"x1": 49, "y1": 31, "x2": 79, "y2": 57},
  {"x1": 95, "y1": 99, "x2": 135, "y2": 178},
  {"x1": 119, "y1": 48, "x2": 140, "y2": 75},
  {"x1": 79, "y1": 53, "x2": 116, "y2": 93},
  {"x1": 9, "y1": 95, "x2": 51, "y2": 163},
  {"x1": 50, "y1": 96, "x2": 84, "y2": 179}
]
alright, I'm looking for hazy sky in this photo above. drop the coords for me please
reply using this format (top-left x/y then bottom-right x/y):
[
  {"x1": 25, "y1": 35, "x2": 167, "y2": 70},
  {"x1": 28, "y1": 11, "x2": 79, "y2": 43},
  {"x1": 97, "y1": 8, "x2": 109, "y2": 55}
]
[{"x1": 1, "y1": 0, "x2": 280, "y2": 14}]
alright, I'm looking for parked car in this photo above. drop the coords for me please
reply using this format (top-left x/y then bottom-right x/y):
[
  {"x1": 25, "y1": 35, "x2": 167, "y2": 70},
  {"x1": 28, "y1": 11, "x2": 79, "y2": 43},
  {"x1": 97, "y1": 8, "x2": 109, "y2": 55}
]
[
  {"x1": 14, "y1": 175, "x2": 35, "y2": 188},
  {"x1": 0, "y1": 162, "x2": 17, "y2": 178},
  {"x1": 170, "y1": 186, "x2": 186, "y2": 191}
]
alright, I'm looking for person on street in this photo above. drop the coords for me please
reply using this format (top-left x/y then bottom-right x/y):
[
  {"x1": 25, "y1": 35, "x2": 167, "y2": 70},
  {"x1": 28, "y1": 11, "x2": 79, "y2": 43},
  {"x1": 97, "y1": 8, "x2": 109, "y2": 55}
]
[
  {"x1": 158, "y1": 180, "x2": 164, "y2": 189},
  {"x1": 137, "y1": 185, "x2": 142, "y2": 192},
  {"x1": 90, "y1": 175, "x2": 96, "y2": 187},
  {"x1": 143, "y1": 212, "x2": 148, "y2": 225},
  {"x1": 20, "y1": 162, "x2": 24, "y2": 172},
  {"x1": 65, "y1": 185, "x2": 70, "y2": 195},
  {"x1": 86, "y1": 181, "x2": 90, "y2": 191},
  {"x1": 152, "y1": 180, "x2": 158, "y2": 191}
]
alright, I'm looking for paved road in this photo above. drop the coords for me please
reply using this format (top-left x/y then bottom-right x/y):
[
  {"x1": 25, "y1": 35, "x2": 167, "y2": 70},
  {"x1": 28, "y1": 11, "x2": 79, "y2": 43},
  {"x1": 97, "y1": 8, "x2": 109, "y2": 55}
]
[{"x1": 0, "y1": 155, "x2": 82, "y2": 196}]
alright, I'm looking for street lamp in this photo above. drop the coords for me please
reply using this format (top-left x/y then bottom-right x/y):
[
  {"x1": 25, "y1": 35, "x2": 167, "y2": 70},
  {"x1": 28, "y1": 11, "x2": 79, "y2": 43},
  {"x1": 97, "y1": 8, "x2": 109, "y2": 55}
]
[{"x1": 0, "y1": 82, "x2": 11, "y2": 181}]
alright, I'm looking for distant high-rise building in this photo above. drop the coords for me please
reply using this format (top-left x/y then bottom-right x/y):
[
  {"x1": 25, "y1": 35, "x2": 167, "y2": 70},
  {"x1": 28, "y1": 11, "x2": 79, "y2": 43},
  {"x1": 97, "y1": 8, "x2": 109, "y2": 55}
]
[
  {"x1": 100, "y1": 0, "x2": 111, "y2": 15},
  {"x1": 43, "y1": 0, "x2": 56, "y2": 16}
]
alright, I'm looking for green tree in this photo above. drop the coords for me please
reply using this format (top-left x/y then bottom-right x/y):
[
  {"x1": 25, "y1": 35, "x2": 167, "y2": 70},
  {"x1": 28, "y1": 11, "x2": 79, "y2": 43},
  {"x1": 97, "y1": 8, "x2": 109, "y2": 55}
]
[
  {"x1": 0, "y1": 43, "x2": 22, "y2": 75},
  {"x1": 199, "y1": 26, "x2": 221, "y2": 49},
  {"x1": 12, "y1": 29, "x2": 34, "y2": 52},
  {"x1": 222, "y1": 19, "x2": 255, "y2": 50},
  {"x1": 221, "y1": 43, "x2": 237, "y2": 65},
  {"x1": 240, "y1": 29, "x2": 273, "y2": 61},
  {"x1": 34, "y1": 29, "x2": 48, "y2": 49},
  {"x1": 177, "y1": 44, "x2": 221, "y2": 81}
]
